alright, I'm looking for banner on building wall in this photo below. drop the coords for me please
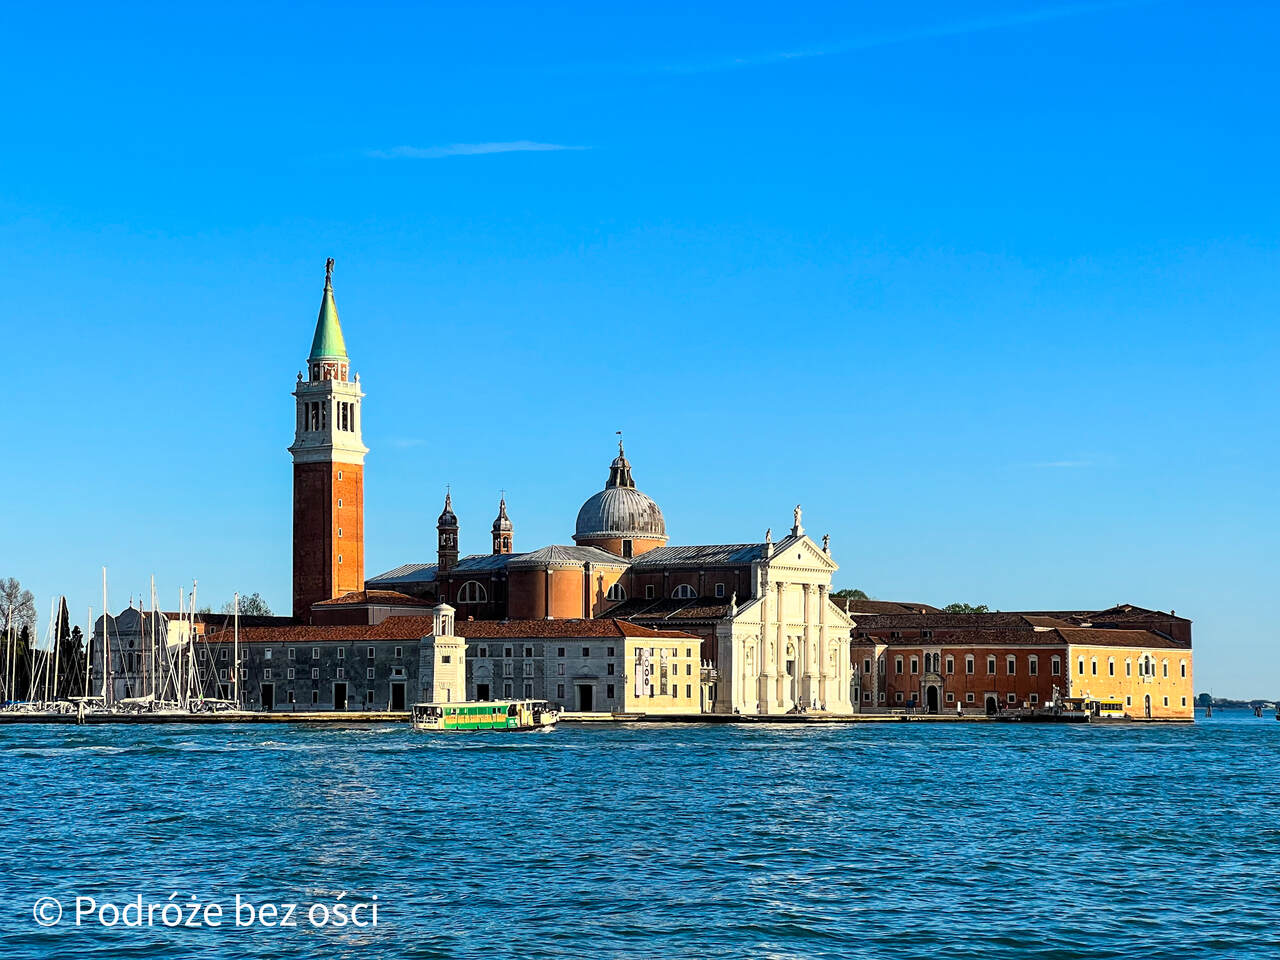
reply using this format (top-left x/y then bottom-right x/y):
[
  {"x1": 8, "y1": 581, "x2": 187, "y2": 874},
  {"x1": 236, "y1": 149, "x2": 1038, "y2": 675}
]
[
  {"x1": 635, "y1": 648, "x2": 652, "y2": 697},
  {"x1": 659, "y1": 648, "x2": 669, "y2": 696}
]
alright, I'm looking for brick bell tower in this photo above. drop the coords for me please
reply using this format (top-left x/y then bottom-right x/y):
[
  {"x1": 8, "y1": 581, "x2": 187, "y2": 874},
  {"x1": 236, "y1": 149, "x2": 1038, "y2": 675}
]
[{"x1": 290, "y1": 258, "x2": 368, "y2": 621}]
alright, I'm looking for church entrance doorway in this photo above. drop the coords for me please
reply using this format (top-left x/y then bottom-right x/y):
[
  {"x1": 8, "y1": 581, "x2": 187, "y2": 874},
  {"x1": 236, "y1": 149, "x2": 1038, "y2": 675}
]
[
  {"x1": 985, "y1": 695, "x2": 998, "y2": 716},
  {"x1": 333, "y1": 682, "x2": 348, "y2": 711},
  {"x1": 576, "y1": 683, "x2": 594, "y2": 712},
  {"x1": 475, "y1": 683, "x2": 490, "y2": 702},
  {"x1": 925, "y1": 686, "x2": 939, "y2": 714},
  {"x1": 390, "y1": 682, "x2": 406, "y2": 711}
]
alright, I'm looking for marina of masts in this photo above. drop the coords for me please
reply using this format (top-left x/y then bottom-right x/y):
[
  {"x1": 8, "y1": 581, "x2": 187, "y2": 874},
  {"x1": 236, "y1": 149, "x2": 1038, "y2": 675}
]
[{"x1": 1, "y1": 568, "x2": 246, "y2": 720}]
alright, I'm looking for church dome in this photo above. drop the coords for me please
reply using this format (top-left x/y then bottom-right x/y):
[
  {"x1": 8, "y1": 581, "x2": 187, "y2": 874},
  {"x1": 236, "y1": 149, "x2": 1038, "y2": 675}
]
[{"x1": 573, "y1": 444, "x2": 667, "y2": 543}]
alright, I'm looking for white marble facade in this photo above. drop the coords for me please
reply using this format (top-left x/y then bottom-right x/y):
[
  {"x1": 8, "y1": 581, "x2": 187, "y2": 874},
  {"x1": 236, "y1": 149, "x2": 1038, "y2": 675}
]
[{"x1": 714, "y1": 510, "x2": 855, "y2": 716}]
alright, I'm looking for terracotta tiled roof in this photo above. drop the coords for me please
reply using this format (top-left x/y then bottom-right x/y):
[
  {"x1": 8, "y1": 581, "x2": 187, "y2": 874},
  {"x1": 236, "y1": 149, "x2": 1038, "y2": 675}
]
[
  {"x1": 850, "y1": 626, "x2": 1189, "y2": 650},
  {"x1": 1054, "y1": 627, "x2": 1190, "y2": 650},
  {"x1": 457, "y1": 619, "x2": 695, "y2": 640},
  {"x1": 832, "y1": 599, "x2": 941, "y2": 615},
  {"x1": 313, "y1": 590, "x2": 432, "y2": 607},
  {"x1": 207, "y1": 616, "x2": 695, "y2": 645}
]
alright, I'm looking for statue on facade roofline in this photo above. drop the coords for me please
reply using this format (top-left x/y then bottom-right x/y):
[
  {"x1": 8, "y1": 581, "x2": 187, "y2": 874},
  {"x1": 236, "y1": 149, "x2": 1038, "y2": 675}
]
[{"x1": 794, "y1": 504, "x2": 802, "y2": 528}]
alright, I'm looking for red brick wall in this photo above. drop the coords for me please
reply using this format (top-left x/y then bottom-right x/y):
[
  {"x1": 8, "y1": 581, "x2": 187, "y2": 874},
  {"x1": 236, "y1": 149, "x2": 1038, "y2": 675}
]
[
  {"x1": 293, "y1": 462, "x2": 363, "y2": 622},
  {"x1": 851, "y1": 642, "x2": 1065, "y2": 711}
]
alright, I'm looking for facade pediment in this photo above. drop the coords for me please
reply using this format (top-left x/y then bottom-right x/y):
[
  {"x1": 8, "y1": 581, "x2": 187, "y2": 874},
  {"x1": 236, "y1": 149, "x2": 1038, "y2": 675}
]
[{"x1": 765, "y1": 534, "x2": 838, "y2": 574}]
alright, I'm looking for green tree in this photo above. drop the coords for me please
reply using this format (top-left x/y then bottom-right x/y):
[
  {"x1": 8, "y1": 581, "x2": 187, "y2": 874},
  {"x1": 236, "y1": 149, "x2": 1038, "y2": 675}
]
[
  {"x1": 831, "y1": 588, "x2": 870, "y2": 600},
  {"x1": 0, "y1": 577, "x2": 36, "y2": 634},
  {"x1": 221, "y1": 592, "x2": 273, "y2": 617},
  {"x1": 943, "y1": 602, "x2": 990, "y2": 614}
]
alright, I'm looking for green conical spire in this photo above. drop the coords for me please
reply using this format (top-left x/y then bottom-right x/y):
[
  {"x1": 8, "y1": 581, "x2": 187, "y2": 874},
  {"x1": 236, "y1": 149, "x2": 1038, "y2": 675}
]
[{"x1": 308, "y1": 258, "x2": 348, "y2": 361}]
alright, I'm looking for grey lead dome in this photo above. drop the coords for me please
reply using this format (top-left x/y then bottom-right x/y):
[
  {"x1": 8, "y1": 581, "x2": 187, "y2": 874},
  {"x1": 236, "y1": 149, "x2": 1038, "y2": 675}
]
[{"x1": 572, "y1": 445, "x2": 667, "y2": 542}]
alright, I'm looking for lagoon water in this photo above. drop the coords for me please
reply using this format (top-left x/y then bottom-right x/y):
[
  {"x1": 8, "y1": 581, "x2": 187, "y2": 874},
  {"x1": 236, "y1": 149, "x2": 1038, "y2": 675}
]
[{"x1": 2, "y1": 714, "x2": 1278, "y2": 960}]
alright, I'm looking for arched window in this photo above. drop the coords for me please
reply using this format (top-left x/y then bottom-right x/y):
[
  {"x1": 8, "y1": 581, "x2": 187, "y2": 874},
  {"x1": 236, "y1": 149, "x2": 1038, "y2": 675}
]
[
  {"x1": 606, "y1": 583, "x2": 626, "y2": 602},
  {"x1": 672, "y1": 584, "x2": 697, "y2": 599},
  {"x1": 965, "y1": 655, "x2": 974, "y2": 675},
  {"x1": 1050, "y1": 655, "x2": 1061, "y2": 676},
  {"x1": 457, "y1": 581, "x2": 488, "y2": 603}
]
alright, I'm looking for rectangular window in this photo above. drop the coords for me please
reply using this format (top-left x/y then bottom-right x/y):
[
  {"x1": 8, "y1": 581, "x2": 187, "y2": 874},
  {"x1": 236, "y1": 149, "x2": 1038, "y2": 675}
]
[
  {"x1": 581, "y1": 647, "x2": 590, "y2": 658},
  {"x1": 336, "y1": 667, "x2": 345, "y2": 679},
  {"x1": 337, "y1": 648, "x2": 345, "y2": 661},
  {"x1": 607, "y1": 663, "x2": 615, "y2": 675},
  {"x1": 966, "y1": 692, "x2": 974, "y2": 703},
  {"x1": 557, "y1": 683, "x2": 565, "y2": 699},
  {"x1": 503, "y1": 682, "x2": 512, "y2": 698},
  {"x1": 607, "y1": 684, "x2": 616, "y2": 699},
  {"x1": 1163, "y1": 662, "x2": 1168, "y2": 678},
  {"x1": 367, "y1": 667, "x2": 375, "y2": 679},
  {"x1": 1163, "y1": 696, "x2": 1169, "y2": 706},
  {"x1": 557, "y1": 647, "x2": 565, "y2": 658},
  {"x1": 1051, "y1": 657, "x2": 1060, "y2": 676},
  {"x1": 1007, "y1": 656, "x2": 1016, "y2": 675},
  {"x1": 945, "y1": 656, "x2": 954, "y2": 674},
  {"x1": 965, "y1": 656, "x2": 974, "y2": 675},
  {"x1": 987, "y1": 656, "x2": 996, "y2": 676},
  {"x1": 311, "y1": 668, "x2": 319, "y2": 679},
  {"x1": 1030, "y1": 693, "x2": 1039, "y2": 704},
  {"x1": 1180, "y1": 661, "x2": 1186, "y2": 678},
  {"x1": 910, "y1": 657, "x2": 919, "y2": 673},
  {"x1": 715, "y1": 583, "x2": 725, "y2": 598},
  {"x1": 287, "y1": 668, "x2": 295, "y2": 680},
  {"x1": 607, "y1": 646, "x2": 616, "y2": 657},
  {"x1": 477, "y1": 646, "x2": 487, "y2": 658},
  {"x1": 1108, "y1": 660, "x2": 1115, "y2": 676},
  {"x1": 504, "y1": 646, "x2": 513, "y2": 658},
  {"x1": 287, "y1": 648, "x2": 296, "y2": 660},
  {"x1": 1091, "y1": 660, "x2": 1097, "y2": 676},
  {"x1": 312, "y1": 648, "x2": 319, "y2": 659},
  {"x1": 945, "y1": 692, "x2": 954, "y2": 703},
  {"x1": 863, "y1": 658, "x2": 872, "y2": 674},
  {"x1": 367, "y1": 647, "x2": 374, "y2": 659},
  {"x1": 1029, "y1": 657, "x2": 1038, "y2": 676},
  {"x1": 895, "y1": 656, "x2": 903, "y2": 674},
  {"x1": 895, "y1": 692, "x2": 903, "y2": 703},
  {"x1": 557, "y1": 664, "x2": 565, "y2": 676},
  {"x1": 1126, "y1": 659, "x2": 1132, "y2": 676},
  {"x1": 1007, "y1": 692, "x2": 1017, "y2": 704},
  {"x1": 312, "y1": 690, "x2": 319, "y2": 704},
  {"x1": 686, "y1": 684, "x2": 692, "y2": 698},
  {"x1": 524, "y1": 646, "x2": 534, "y2": 658},
  {"x1": 394, "y1": 646, "x2": 403, "y2": 658},
  {"x1": 220, "y1": 649, "x2": 227, "y2": 661},
  {"x1": 263, "y1": 668, "x2": 271, "y2": 680},
  {"x1": 264, "y1": 649, "x2": 272, "y2": 660},
  {"x1": 645, "y1": 585, "x2": 654, "y2": 599}
]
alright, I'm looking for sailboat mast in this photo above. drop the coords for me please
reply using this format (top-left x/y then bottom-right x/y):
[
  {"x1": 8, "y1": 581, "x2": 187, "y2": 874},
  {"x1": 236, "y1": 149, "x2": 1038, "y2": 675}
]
[
  {"x1": 189, "y1": 580, "x2": 198, "y2": 707},
  {"x1": 150, "y1": 576, "x2": 157, "y2": 701},
  {"x1": 233, "y1": 592, "x2": 240, "y2": 708},
  {"x1": 84, "y1": 606, "x2": 92, "y2": 699},
  {"x1": 101, "y1": 567, "x2": 110, "y2": 705},
  {"x1": 52, "y1": 596, "x2": 63, "y2": 702}
]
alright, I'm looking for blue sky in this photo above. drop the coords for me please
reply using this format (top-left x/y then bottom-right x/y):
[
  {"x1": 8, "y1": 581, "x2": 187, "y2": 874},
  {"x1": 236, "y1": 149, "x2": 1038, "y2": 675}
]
[{"x1": 1, "y1": 1, "x2": 1276, "y2": 695}]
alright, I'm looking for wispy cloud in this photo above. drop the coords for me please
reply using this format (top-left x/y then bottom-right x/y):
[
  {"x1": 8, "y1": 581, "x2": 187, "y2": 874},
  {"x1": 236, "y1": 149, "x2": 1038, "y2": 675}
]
[
  {"x1": 369, "y1": 141, "x2": 587, "y2": 160},
  {"x1": 647, "y1": 1, "x2": 1145, "y2": 76}
]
